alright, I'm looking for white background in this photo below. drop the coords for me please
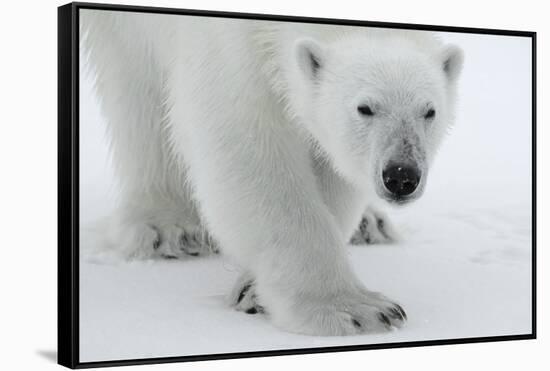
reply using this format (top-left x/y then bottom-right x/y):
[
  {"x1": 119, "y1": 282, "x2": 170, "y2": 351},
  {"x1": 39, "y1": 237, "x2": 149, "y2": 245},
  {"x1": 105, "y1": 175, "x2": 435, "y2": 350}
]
[{"x1": 0, "y1": 0, "x2": 548, "y2": 370}]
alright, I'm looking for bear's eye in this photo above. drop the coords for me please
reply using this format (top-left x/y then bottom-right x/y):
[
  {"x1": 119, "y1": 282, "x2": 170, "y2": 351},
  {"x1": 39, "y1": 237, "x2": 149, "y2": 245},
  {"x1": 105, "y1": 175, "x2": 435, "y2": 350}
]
[
  {"x1": 358, "y1": 105, "x2": 374, "y2": 116},
  {"x1": 424, "y1": 109, "x2": 436, "y2": 120}
]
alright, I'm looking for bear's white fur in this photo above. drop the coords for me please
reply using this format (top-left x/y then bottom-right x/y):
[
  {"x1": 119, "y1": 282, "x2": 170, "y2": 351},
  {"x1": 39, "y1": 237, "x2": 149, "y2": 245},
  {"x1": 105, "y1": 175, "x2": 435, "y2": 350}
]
[{"x1": 81, "y1": 10, "x2": 463, "y2": 335}]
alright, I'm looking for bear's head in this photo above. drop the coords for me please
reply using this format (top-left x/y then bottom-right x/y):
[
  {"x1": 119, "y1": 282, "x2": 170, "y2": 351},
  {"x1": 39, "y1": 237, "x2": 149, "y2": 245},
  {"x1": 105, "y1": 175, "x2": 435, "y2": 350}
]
[{"x1": 291, "y1": 31, "x2": 463, "y2": 205}]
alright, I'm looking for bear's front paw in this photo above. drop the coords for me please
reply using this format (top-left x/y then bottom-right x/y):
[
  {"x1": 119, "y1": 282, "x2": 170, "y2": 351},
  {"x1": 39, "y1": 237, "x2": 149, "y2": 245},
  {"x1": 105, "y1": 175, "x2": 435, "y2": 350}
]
[
  {"x1": 229, "y1": 272, "x2": 265, "y2": 315},
  {"x1": 350, "y1": 206, "x2": 398, "y2": 245},
  {"x1": 277, "y1": 289, "x2": 406, "y2": 336}
]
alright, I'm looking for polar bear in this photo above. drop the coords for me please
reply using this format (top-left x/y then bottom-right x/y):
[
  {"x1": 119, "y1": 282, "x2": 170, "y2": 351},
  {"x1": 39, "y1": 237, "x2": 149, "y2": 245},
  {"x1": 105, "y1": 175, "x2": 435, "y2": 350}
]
[{"x1": 81, "y1": 10, "x2": 463, "y2": 336}]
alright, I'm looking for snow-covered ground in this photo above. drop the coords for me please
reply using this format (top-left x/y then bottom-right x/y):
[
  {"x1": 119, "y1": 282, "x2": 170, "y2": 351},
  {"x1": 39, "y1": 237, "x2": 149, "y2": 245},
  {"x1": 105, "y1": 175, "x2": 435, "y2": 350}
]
[{"x1": 78, "y1": 25, "x2": 533, "y2": 362}]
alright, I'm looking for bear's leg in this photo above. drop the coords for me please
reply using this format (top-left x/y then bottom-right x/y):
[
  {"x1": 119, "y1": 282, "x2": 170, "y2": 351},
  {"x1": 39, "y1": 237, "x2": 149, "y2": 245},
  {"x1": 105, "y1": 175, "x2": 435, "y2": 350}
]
[
  {"x1": 312, "y1": 156, "x2": 398, "y2": 245},
  {"x1": 84, "y1": 20, "x2": 216, "y2": 260},
  {"x1": 176, "y1": 116, "x2": 405, "y2": 335},
  {"x1": 312, "y1": 155, "x2": 368, "y2": 241}
]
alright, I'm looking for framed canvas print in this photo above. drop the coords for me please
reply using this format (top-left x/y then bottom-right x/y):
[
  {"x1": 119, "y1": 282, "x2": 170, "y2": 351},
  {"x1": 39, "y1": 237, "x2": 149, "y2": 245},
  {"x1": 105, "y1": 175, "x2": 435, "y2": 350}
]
[{"x1": 58, "y1": 2, "x2": 536, "y2": 368}]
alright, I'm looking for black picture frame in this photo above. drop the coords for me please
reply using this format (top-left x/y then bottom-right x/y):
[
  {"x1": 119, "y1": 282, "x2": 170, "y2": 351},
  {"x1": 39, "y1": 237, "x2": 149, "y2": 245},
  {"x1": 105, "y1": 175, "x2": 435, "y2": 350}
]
[{"x1": 58, "y1": 2, "x2": 537, "y2": 369}]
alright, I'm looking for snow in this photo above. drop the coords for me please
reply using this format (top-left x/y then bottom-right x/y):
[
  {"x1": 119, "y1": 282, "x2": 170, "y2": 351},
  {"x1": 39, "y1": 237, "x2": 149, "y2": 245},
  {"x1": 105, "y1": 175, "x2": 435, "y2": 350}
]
[{"x1": 78, "y1": 27, "x2": 533, "y2": 363}]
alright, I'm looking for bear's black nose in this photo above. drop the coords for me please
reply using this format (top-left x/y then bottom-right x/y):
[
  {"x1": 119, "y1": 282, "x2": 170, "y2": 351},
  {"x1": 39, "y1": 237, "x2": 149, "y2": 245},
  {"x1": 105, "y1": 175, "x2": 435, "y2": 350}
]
[{"x1": 382, "y1": 165, "x2": 421, "y2": 197}]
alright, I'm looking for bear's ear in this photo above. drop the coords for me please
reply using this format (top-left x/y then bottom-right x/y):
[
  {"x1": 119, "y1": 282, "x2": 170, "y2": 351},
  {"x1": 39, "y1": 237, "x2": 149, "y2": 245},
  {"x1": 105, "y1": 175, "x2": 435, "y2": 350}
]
[
  {"x1": 441, "y1": 44, "x2": 464, "y2": 83},
  {"x1": 295, "y1": 38, "x2": 326, "y2": 80}
]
